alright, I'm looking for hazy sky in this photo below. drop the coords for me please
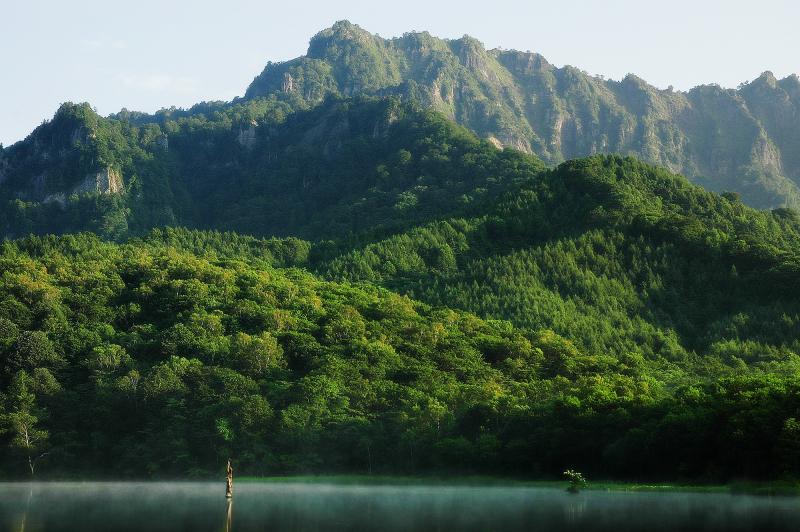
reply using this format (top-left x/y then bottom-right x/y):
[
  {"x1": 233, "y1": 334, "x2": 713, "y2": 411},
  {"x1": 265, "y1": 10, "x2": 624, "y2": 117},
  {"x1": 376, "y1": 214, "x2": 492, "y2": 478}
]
[{"x1": 1, "y1": 0, "x2": 798, "y2": 146}]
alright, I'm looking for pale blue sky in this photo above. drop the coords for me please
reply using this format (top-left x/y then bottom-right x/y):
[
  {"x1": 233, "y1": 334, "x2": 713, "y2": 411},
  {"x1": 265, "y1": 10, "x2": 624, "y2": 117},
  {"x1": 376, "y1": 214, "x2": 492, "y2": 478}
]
[{"x1": 1, "y1": 0, "x2": 797, "y2": 146}]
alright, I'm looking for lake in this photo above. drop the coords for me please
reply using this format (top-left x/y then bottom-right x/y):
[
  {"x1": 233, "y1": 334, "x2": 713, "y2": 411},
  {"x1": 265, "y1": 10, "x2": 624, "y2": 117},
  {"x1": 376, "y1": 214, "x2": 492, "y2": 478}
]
[{"x1": 1, "y1": 481, "x2": 798, "y2": 531}]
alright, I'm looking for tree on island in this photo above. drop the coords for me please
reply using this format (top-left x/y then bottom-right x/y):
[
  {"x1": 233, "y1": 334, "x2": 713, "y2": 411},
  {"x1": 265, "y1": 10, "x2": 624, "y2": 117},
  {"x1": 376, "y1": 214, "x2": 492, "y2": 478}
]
[{"x1": 563, "y1": 469, "x2": 587, "y2": 493}]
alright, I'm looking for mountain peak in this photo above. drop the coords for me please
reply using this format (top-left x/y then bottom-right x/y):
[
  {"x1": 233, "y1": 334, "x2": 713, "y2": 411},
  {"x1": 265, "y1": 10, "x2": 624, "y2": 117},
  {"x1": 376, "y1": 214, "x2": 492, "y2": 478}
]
[
  {"x1": 780, "y1": 73, "x2": 800, "y2": 94},
  {"x1": 329, "y1": 19, "x2": 360, "y2": 32},
  {"x1": 456, "y1": 34, "x2": 485, "y2": 49},
  {"x1": 53, "y1": 101, "x2": 99, "y2": 126},
  {"x1": 308, "y1": 20, "x2": 377, "y2": 56},
  {"x1": 30, "y1": 102, "x2": 100, "y2": 149},
  {"x1": 755, "y1": 70, "x2": 778, "y2": 87}
]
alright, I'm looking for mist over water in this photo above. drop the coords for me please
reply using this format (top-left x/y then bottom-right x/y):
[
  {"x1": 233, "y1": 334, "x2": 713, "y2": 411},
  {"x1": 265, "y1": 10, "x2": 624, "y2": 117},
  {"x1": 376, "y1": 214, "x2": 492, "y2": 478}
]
[{"x1": 1, "y1": 481, "x2": 798, "y2": 531}]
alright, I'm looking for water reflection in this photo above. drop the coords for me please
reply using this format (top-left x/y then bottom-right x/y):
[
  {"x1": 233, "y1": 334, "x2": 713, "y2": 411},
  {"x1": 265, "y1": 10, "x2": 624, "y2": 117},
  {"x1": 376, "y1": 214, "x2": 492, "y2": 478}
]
[
  {"x1": 11, "y1": 487, "x2": 32, "y2": 532},
  {"x1": 0, "y1": 481, "x2": 798, "y2": 531},
  {"x1": 225, "y1": 498, "x2": 232, "y2": 532},
  {"x1": 563, "y1": 493, "x2": 587, "y2": 524}
]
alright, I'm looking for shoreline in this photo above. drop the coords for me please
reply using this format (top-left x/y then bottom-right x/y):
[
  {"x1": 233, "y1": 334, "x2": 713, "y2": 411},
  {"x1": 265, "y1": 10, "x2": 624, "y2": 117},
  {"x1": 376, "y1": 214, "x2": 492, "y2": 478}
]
[
  {"x1": 2, "y1": 476, "x2": 798, "y2": 496},
  {"x1": 233, "y1": 475, "x2": 800, "y2": 495}
]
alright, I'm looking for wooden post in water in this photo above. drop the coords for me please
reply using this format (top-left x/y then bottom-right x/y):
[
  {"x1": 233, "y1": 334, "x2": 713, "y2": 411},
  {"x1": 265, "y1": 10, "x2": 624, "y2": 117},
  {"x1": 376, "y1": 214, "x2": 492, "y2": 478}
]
[{"x1": 226, "y1": 459, "x2": 233, "y2": 499}]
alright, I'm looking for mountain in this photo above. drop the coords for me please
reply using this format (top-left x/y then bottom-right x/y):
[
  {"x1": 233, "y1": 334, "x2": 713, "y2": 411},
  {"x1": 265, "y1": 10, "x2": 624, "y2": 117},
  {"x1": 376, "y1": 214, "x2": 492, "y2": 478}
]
[
  {"x1": 0, "y1": 97, "x2": 546, "y2": 240},
  {"x1": 2, "y1": 90, "x2": 800, "y2": 374},
  {"x1": 243, "y1": 21, "x2": 800, "y2": 209},
  {"x1": 3, "y1": 20, "x2": 800, "y2": 227},
  {"x1": 318, "y1": 154, "x2": 800, "y2": 360},
  {"x1": 3, "y1": 23, "x2": 800, "y2": 481},
  {"x1": 2, "y1": 193, "x2": 800, "y2": 479},
  {"x1": 2, "y1": 106, "x2": 800, "y2": 480}
]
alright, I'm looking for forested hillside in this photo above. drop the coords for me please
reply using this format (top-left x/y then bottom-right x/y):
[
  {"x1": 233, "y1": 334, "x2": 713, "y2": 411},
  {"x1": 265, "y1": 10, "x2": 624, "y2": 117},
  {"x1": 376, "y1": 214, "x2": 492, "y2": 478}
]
[
  {"x1": 319, "y1": 155, "x2": 800, "y2": 364},
  {"x1": 2, "y1": 232, "x2": 800, "y2": 481},
  {"x1": 2, "y1": 49, "x2": 800, "y2": 482},
  {"x1": 0, "y1": 97, "x2": 544, "y2": 242}
]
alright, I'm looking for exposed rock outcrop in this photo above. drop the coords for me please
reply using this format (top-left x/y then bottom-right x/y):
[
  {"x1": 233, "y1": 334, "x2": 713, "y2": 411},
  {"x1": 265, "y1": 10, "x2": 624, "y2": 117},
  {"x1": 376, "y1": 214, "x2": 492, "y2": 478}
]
[
  {"x1": 72, "y1": 167, "x2": 124, "y2": 195},
  {"x1": 237, "y1": 122, "x2": 258, "y2": 150},
  {"x1": 282, "y1": 72, "x2": 295, "y2": 93},
  {"x1": 42, "y1": 192, "x2": 67, "y2": 206}
]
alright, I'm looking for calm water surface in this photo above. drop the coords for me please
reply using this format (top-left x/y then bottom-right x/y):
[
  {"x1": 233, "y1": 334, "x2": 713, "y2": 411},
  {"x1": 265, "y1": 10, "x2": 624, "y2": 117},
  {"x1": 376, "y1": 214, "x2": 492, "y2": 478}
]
[{"x1": 1, "y1": 481, "x2": 799, "y2": 531}]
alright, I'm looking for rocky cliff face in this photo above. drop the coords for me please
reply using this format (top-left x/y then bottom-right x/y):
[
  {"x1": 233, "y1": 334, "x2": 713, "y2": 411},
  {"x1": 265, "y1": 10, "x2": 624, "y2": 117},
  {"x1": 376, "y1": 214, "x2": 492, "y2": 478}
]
[
  {"x1": 16, "y1": 166, "x2": 124, "y2": 206},
  {"x1": 237, "y1": 122, "x2": 258, "y2": 150},
  {"x1": 0, "y1": 103, "x2": 126, "y2": 205},
  {"x1": 245, "y1": 21, "x2": 800, "y2": 208},
  {"x1": 72, "y1": 167, "x2": 124, "y2": 195}
]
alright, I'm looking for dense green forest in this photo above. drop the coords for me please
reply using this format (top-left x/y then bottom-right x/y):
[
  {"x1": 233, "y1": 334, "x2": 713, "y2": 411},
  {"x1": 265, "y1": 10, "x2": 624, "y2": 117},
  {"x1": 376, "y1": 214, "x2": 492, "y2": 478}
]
[
  {"x1": 2, "y1": 84, "x2": 800, "y2": 482},
  {"x1": 1, "y1": 232, "x2": 800, "y2": 481},
  {"x1": 321, "y1": 156, "x2": 800, "y2": 365}
]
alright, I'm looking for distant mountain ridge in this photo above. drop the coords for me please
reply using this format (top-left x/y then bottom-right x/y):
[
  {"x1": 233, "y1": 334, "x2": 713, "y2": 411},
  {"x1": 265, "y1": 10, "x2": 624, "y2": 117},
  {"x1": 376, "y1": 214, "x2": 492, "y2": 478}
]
[
  {"x1": 244, "y1": 21, "x2": 800, "y2": 208},
  {"x1": 1, "y1": 19, "x2": 800, "y2": 234}
]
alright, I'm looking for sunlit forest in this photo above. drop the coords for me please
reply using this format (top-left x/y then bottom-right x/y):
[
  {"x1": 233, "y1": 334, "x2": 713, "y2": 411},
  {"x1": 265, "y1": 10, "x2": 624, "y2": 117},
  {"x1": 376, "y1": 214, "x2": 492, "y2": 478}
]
[{"x1": 2, "y1": 95, "x2": 800, "y2": 482}]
